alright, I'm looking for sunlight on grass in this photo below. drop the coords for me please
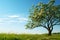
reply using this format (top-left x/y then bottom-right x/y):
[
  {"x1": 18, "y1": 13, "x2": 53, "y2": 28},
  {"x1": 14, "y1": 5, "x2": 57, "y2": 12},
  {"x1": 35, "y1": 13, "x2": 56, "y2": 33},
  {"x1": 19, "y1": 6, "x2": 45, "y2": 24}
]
[{"x1": 0, "y1": 33, "x2": 60, "y2": 40}]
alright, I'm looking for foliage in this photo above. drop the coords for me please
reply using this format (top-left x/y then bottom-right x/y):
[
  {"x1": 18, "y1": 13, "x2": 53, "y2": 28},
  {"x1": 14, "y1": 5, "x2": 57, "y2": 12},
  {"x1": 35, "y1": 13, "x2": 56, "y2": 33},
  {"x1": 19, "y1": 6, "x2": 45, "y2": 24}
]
[{"x1": 26, "y1": 0, "x2": 60, "y2": 35}]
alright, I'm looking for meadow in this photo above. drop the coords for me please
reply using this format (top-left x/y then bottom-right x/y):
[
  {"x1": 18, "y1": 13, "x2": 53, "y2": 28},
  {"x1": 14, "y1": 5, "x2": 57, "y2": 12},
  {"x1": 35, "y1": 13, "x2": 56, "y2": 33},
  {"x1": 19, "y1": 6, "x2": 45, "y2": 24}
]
[{"x1": 0, "y1": 33, "x2": 60, "y2": 40}]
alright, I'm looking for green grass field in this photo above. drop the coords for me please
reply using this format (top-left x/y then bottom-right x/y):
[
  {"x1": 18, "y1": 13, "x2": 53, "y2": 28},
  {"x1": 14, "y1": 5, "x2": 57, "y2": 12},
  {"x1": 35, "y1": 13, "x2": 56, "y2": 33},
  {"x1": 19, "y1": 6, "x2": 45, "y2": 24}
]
[{"x1": 0, "y1": 33, "x2": 60, "y2": 40}]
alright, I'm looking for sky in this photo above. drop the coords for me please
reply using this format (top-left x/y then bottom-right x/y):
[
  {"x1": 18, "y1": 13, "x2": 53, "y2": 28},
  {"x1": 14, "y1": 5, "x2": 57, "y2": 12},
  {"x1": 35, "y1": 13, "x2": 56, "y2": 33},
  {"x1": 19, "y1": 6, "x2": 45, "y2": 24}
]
[{"x1": 0, "y1": 0, "x2": 60, "y2": 34}]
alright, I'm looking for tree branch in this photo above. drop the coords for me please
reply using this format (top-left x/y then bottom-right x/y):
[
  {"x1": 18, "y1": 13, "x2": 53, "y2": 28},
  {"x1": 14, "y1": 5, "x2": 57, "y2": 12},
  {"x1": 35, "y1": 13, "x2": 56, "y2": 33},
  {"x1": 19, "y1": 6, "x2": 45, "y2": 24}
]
[
  {"x1": 53, "y1": 21, "x2": 60, "y2": 26},
  {"x1": 39, "y1": 24, "x2": 48, "y2": 30}
]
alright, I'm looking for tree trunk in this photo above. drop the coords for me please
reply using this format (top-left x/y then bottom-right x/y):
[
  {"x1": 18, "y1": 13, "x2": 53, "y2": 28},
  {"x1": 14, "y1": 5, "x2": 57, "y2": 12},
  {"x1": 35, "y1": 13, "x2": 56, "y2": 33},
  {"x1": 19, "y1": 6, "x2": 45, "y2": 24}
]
[
  {"x1": 48, "y1": 30, "x2": 51, "y2": 36},
  {"x1": 48, "y1": 27, "x2": 53, "y2": 36}
]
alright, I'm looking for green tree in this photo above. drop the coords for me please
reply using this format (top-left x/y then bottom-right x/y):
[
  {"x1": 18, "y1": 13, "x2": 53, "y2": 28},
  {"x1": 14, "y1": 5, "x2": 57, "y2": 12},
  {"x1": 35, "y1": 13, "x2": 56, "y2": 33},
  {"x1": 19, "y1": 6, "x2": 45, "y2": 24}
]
[{"x1": 26, "y1": 0, "x2": 60, "y2": 36}]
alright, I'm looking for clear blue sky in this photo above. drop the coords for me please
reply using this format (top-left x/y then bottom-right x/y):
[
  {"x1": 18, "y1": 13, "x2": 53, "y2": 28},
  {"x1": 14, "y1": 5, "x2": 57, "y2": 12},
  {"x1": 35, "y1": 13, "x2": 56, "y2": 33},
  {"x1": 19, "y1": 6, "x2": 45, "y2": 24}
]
[{"x1": 0, "y1": 0, "x2": 60, "y2": 34}]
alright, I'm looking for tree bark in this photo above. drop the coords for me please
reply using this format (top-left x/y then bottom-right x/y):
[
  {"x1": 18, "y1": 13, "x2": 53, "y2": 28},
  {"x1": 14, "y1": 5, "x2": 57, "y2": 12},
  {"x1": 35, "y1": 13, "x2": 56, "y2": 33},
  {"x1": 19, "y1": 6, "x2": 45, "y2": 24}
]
[
  {"x1": 48, "y1": 27, "x2": 53, "y2": 36},
  {"x1": 43, "y1": 26, "x2": 53, "y2": 36},
  {"x1": 48, "y1": 30, "x2": 51, "y2": 36}
]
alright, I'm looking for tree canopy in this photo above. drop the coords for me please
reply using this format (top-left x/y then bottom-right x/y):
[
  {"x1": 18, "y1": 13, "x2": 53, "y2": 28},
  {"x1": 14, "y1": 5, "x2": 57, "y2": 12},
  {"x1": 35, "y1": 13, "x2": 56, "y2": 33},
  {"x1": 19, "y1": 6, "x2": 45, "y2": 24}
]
[{"x1": 26, "y1": 0, "x2": 60, "y2": 35}]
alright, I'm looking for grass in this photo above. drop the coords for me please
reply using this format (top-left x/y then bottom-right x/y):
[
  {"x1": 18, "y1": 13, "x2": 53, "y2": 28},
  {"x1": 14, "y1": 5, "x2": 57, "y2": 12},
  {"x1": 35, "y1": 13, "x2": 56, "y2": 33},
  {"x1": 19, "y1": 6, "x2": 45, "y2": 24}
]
[{"x1": 0, "y1": 33, "x2": 60, "y2": 40}]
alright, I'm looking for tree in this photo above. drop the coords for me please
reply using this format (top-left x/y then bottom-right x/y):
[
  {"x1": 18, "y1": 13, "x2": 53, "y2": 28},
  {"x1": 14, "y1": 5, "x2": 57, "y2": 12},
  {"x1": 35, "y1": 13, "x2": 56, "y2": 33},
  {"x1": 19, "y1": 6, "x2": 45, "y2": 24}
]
[{"x1": 26, "y1": 0, "x2": 60, "y2": 36}]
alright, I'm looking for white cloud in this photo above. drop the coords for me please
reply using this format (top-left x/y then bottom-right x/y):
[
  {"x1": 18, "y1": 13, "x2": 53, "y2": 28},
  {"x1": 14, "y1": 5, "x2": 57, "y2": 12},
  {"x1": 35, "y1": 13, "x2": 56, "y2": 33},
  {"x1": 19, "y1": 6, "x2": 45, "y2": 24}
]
[
  {"x1": 8, "y1": 15, "x2": 19, "y2": 18},
  {"x1": 18, "y1": 18, "x2": 28, "y2": 21},
  {"x1": 0, "y1": 18, "x2": 3, "y2": 22},
  {"x1": 0, "y1": 15, "x2": 28, "y2": 24}
]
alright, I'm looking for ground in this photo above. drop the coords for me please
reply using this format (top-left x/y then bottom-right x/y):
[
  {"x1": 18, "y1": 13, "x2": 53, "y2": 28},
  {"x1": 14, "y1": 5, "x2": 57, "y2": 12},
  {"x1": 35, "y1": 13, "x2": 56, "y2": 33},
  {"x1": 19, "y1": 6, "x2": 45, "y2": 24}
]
[{"x1": 0, "y1": 33, "x2": 60, "y2": 40}]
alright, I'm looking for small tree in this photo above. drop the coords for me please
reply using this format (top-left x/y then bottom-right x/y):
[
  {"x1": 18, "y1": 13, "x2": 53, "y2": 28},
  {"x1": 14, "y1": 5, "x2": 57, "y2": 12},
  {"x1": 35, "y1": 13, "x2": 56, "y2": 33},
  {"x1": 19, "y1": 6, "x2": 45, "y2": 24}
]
[{"x1": 26, "y1": 0, "x2": 60, "y2": 36}]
